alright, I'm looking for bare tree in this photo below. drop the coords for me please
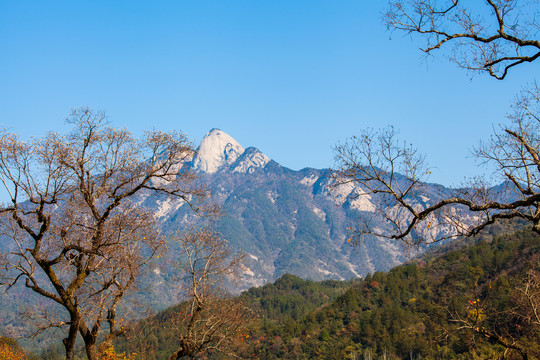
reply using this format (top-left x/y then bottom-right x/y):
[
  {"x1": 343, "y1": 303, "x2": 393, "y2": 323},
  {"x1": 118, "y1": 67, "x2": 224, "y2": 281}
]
[
  {"x1": 385, "y1": 0, "x2": 540, "y2": 79},
  {"x1": 167, "y1": 228, "x2": 254, "y2": 360},
  {"x1": 0, "y1": 108, "x2": 210, "y2": 360},
  {"x1": 512, "y1": 260, "x2": 540, "y2": 331},
  {"x1": 118, "y1": 312, "x2": 161, "y2": 359},
  {"x1": 332, "y1": 84, "x2": 540, "y2": 246}
]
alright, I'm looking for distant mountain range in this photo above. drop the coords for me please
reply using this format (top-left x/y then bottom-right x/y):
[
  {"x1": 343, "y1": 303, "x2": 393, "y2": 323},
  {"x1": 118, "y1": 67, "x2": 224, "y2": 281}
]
[
  {"x1": 139, "y1": 128, "x2": 456, "y2": 290},
  {"x1": 0, "y1": 128, "x2": 501, "y2": 344}
]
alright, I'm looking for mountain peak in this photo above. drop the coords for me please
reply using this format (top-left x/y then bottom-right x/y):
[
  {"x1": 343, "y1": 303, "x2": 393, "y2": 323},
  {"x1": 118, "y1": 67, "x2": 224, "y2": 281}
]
[
  {"x1": 231, "y1": 147, "x2": 270, "y2": 173},
  {"x1": 193, "y1": 129, "x2": 245, "y2": 173}
]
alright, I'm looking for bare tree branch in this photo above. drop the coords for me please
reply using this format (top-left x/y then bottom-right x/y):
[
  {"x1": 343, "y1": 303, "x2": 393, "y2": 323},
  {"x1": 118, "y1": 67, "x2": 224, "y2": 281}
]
[
  {"x1": 165, "y1": 228, "x2": 255, "y2": 360},
  {"x1": 332, "y1": 85, "x2": 540, "y2": 247},
  {"x1": 385, "y1": 0, "x2": 540, "y2": 79}
]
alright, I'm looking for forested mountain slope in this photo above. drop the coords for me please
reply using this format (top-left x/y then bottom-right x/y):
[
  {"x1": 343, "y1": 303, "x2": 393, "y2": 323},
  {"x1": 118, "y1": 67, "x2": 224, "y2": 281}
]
[
  {"x1": 241, "y1": 229, "x2": 540, "y2": 359},
  {"x1": 96, "y1": 227, "x2": 540, "y2": 360},
  {"x1": 142, "y1": 128, "x2": 462, "y2": 290}
]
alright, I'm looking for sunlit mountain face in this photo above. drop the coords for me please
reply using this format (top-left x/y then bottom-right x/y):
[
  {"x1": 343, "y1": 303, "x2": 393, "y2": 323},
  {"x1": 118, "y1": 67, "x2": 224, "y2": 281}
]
[{"x1": 140, "y1": 128, "x2": 457, "y2": 293}]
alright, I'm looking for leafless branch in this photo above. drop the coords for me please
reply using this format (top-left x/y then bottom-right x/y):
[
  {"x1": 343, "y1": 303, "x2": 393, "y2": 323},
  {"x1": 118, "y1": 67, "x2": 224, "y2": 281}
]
[
  {"x1": 385, "y1": 0, "x2": 540, "y2": 79},
  {"x1": 166, "y1": 228, "x2": 255, "y2": 360},
  {"x1": 332, "y1": 85, "x2": 540, "y2": 247}
]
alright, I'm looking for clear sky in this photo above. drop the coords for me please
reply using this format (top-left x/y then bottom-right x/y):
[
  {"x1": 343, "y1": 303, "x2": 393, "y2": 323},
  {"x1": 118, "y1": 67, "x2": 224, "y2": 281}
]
[{"x1": 0, "y1": 1, "x2": 536, "y2": 195}]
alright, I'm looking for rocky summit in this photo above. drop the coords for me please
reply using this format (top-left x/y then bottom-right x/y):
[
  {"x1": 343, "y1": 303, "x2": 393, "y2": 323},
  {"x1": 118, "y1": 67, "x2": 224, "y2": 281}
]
[{"x1": 140, "y1": 129, "x2": 455, "y2": 291}]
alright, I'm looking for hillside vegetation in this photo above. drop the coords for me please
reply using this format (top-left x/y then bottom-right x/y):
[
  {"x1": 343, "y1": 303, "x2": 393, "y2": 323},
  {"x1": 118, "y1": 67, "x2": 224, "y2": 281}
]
[
  {"x1": 37, "y1": 227, "x2": 539, "y2": 359},
  {"x1": 239, "y1": 229, "x2": 540, "y2": 359}
]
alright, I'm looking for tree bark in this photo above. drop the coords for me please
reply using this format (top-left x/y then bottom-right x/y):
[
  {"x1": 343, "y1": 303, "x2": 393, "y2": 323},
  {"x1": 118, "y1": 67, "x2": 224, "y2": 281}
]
[
  {"x1": 83, "y1": 337, "x2": 98, "y2": 360},
  {"x1": 169, "y1": 348, "x2": 188, "y2": 360},
  {"x1": 62, "y1": 320, "x2": 79, "y2": 360}
]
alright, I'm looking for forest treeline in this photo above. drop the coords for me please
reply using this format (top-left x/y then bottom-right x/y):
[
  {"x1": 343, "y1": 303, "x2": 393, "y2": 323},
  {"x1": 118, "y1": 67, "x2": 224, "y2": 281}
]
[
  {"x1": 9, "y1": 225, "x2": 540, "y2": 359},
  {"x1": 119, "y1": 225, "x2": 539, "y2": 359},
  {"x1": 233, "y1": 228, "x2": 540, "y2": 359}
]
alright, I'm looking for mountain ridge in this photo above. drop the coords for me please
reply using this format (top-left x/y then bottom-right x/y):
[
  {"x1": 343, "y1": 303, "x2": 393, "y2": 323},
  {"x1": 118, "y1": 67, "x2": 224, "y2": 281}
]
[{"x1": 143, "y1": 128, "x2": 453, "y2": 291}]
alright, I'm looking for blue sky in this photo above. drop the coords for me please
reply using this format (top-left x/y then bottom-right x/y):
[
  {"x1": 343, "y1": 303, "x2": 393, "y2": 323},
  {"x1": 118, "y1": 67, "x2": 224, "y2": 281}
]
[{"x1": 0, "y1": 1, "x2": 536, "y2": 195}]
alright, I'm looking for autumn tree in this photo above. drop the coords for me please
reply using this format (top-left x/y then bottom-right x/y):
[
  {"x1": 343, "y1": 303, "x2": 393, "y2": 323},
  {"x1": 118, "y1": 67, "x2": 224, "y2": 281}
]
[
  {"x1": 0, "y1": 337, "x2": 28, "y2": 360},
  {"x1": 385, "y1": 0, "x2": 540, "y2": 79},
  {"x1": 0, "y1": 108, "x2": 209, "y2": 360},
  {"x1": 166, "y1": 228, "x2": 254, "y2": 360},
  {"x1": 443, "y1": 258, "x2": 540, "y2": 360}
]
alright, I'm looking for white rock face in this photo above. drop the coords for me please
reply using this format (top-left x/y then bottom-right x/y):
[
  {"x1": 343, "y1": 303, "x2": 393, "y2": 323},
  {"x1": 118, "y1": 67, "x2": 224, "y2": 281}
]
[
  {"x1": 193, "y1": 129, "x2": 270, "y2": 174},
  {"x1": 349, "y1": 192, "x2": 376, "y2": 212},
  {"x1": 248, "y1": 254, "x2": 259, "y2": 261},
  {"x1": 232, "y1": 148, "x2": 270, "y2": 173},
  {"x1": 267, "y1": 190, "x2": 277, "y2": 204},
  {"x1": 193, "y1": 129, "x2": 245, "y2": 173},
  {"x1": 328, "y1": 180, "x2": 375, "y2": 212},
  {"x1": 300, "y1": 174, "x2": 319, "y2": 186},
  {"x1": 331, "y1": 182, "x2": 355, "y2": 205},
  {"x1": 313, "y1": 207, "x2": 326, "y2": 220},
  {"x1": 154, "y1": 197, "x2": 186, "y2": 219}
]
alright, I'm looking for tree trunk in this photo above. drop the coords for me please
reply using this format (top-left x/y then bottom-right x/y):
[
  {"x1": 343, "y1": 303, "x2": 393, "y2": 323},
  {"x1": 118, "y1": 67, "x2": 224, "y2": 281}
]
[
  {"x1": 84, "y1": 340, "x2": 98, "y2": 360},
  {"x1": 169, "y1": 347, "x2": 189, "y2": 360},
  {"x1": 79, "y1": 318, "x2": 99, "y2": 360},
  {"x1": 62, "y1": 317, "x2": 79, "y2": 360},
  {"x1": 62, "y1": 337, "x2": 76, "y2": 360},
  {"x1": 80, "y1": 326, "x2": 98, "y2": 360}
]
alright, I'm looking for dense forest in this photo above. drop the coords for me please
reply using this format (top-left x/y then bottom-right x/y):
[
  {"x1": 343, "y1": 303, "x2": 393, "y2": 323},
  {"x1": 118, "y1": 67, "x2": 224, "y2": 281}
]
[
  {"x1": 4, "y1": 226, "x2": 538, "y2": 360},
  {"x1": 232, "y1": 228, "x2": 540, "y2": 360}
]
